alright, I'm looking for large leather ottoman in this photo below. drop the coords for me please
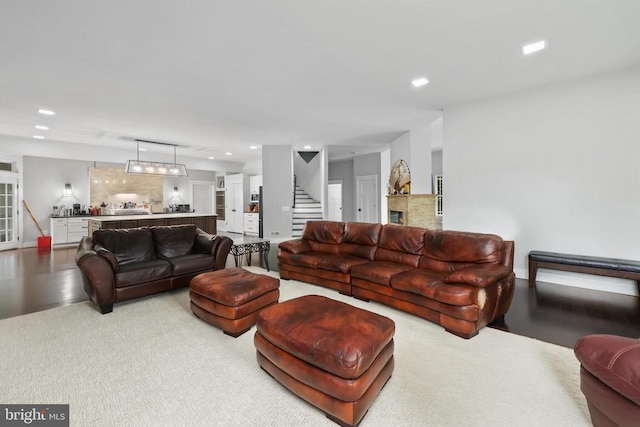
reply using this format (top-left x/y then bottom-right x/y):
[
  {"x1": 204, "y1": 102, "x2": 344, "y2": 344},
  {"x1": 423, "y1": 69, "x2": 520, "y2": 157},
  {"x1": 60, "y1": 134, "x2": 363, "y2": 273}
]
[
  {"x1": 190, "y1": 267, "x2": 280, "y2": 337},
  {"x1": 574, "y1": 334, "x2": 640, "y2": 427},
  {"x1": 255, "y1": 295, "x2": 395, "y2": 427}
]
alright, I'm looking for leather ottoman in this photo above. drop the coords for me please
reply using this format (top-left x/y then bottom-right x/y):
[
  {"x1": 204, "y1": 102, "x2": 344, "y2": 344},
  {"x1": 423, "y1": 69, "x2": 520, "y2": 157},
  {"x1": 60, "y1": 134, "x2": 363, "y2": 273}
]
[
  {"x1": 255, "y1": 295, "x2": 395, "y2": 427},
  {"x1": 190, "y1": 267, "x2": 280, "y2": 337},
  {"x1": 574, "y1": 334, "x2": 640, "y2": 427}
]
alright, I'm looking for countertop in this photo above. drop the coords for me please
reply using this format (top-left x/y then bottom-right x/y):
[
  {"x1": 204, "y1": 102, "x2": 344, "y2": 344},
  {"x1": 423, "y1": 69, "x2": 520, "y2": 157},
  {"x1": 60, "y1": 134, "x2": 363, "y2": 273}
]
[{"x1": 52, "y1": 213, "x2": 217, "y2": 220}]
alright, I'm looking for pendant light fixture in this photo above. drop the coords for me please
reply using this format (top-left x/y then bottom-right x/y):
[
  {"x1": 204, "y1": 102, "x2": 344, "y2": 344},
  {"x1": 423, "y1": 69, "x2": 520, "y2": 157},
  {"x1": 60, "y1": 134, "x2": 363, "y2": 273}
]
[{"x1": 125, "y1": 140, "x2": 188, "y2": 176}]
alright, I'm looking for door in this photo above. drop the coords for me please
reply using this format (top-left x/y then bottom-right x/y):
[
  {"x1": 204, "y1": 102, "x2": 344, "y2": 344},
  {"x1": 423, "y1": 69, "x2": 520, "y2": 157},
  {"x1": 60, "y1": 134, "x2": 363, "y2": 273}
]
[
  {"x1": 0, "y1": 177, "x2": 18, "y2": 251},
  {"x1": 327, "y1": 181, "x2": 343, "y2": 222},
  {"x1": 191, "y1": 182, "x2": 214, "y2": 214},
  {"x1": 356, "y1": 175, "x2": 378, "y2": 223},
  {"x1": 226, "y1": 182, "x2": 244, "y2": 233}
]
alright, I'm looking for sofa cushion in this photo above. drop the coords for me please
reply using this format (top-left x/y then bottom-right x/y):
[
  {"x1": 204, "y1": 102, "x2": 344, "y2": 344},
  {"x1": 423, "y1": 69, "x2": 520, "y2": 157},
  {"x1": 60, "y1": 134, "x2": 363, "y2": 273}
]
[
  {"x1": 278, "y1": 251, "x2": 322, "y2": 269},
  {"x1": 343, "y1": 222, "x2": 382, "y2": 246},
  {"x1": 318, "y1": 255, "x2": 371, "y2": 274},
  {"x1": 151, "y1": 225, "x2": 197, "y2": 259},
  {"x1": 115, "y1": 259, "x2": 172, "y2": 287},
  {"x1": 351, "y1": 261, "x2": 413, "y2": 286},
  {"x1": 375, "y1": 225, "x2": 425, "y2": 268},
  {"x1": 391, "y1": 270, "x2": 477, "y2": 306},
  {"x1": 302, "y1": 221, "x2": 344, "y2": 244},
  {"x1": 169, "y1": 254, "x2": 217, "y2": 276},
  {"x1": 421, "y1": 230, "x2": 504, "y2": 273},
  {"x1": 93, "y1": 227, "x2": 156, "y2": 265}
]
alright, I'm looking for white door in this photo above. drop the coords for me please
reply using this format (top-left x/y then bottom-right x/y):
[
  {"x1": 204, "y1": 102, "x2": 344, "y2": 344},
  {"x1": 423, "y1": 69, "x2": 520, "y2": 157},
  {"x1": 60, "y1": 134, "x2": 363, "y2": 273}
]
[
  {"x1": 356, "y1": 175, "x2": 378, "y2": 223},
  {"x1": 226, "y1": 182, "x2": 244, "y2": 233},
  {"x1": 0, "y1": 177, "x2": 19, "y2": 251},
  {"x1": 232, "y1": 183, "x2": 244, "y2": 233},
  {"x1": 327, "y1": 182, "x2": 342, "y2": 222},
  {"x1": 191, "y1": 183, "x2": 214, "y2": 214}
]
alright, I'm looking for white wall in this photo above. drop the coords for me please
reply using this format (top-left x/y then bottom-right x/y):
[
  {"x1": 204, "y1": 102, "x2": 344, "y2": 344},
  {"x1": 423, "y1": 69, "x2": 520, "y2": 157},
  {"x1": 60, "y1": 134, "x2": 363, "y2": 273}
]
[
  {"x1": 262, "y1": 145, "x2": 294, "y2": 238},
  {"x1": 443, "y1": 64, "x2": 640, "y2": 296},
  {"x1": 389, "y1": 123, "x2": 433, "y2": 194}
]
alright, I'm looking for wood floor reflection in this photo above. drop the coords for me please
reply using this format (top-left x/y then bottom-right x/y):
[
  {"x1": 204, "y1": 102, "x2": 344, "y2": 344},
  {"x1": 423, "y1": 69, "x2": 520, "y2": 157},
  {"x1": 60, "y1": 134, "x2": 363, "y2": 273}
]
[{"x1": 1, "y1": 246, "x2": 638, "y2": 348}]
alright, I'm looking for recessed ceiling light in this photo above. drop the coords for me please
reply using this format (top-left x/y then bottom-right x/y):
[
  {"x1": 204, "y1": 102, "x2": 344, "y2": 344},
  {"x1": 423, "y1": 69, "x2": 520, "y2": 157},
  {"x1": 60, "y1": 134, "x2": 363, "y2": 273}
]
[
  {"x1": 411, "y1": 77, "x2": 429, "y2": 88},
  {"x1": 208, "y1": 156, "x2": 215, "y2": 160},
  {"x1": 225, "y1": 152, "x2": 232, "y2": 156},
  {"x1": 522, "y1": 40, "x2": 546, "y2": 55},
  {"x1": 303, "y1": 145, "x2": 311, "y2": 149},
  {"x1": 35, "y1": 125, "x2": 49, "y2": 130},
  {"x1": 33, "y1": 135, "x2": 45, "y2": 139},
  {"x1": 139, "y1": 148, "x2": 147, "y2": 151},
  {"x1": 249, "y1": 145, "x2": 258, "y2": 150},
  {"x1": 38, "y1": 109, "x2": 56, "y2": 116}
]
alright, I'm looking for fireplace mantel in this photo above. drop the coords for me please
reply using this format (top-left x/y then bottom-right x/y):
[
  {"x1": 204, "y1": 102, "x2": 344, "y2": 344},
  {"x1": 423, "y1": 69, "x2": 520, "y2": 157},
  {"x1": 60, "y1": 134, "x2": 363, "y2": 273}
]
[{"x1": 387, "y1": 194, "x2": 437, "y2": 228}]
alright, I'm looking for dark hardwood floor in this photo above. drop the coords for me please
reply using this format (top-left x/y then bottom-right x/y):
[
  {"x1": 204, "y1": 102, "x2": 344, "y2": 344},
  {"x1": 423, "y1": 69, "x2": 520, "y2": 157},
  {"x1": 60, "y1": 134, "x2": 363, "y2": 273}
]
[{"x1": 1, "y1": 246, "x2": 638, "y2": 348}]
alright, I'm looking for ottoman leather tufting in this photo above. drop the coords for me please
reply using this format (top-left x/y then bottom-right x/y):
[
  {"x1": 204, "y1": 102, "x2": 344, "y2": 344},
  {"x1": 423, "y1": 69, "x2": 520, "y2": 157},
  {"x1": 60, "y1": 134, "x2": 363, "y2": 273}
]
[
  {"x1": 255, "y1": 295, "x2": 395, "y2": 427},
  {"x1": 190, "y1": 267, "x2": 279, "y2": 337}
]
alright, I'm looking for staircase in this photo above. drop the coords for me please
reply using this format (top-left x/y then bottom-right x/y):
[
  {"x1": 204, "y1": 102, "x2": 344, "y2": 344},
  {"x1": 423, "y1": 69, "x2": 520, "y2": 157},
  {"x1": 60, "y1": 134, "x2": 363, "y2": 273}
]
[{"x1": 292, "y1": 186, "x2": 323, "y2": 237}]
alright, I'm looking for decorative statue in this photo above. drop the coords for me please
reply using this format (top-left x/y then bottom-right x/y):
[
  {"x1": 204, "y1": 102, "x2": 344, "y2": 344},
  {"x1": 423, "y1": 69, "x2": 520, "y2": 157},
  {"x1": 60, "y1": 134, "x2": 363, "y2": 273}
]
[{"x1": 389, "y1": 159, "x2": 411, "y2": 194}]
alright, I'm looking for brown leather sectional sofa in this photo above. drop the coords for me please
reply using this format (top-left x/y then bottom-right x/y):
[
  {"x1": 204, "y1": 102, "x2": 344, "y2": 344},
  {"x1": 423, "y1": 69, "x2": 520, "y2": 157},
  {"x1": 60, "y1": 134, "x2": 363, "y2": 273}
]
[
  {"x1": 278, "y1": 221, "x2": 515, "y2": 338},
  {"x1": 76, "y1": 224, "x2": 232, "y2": 314}
]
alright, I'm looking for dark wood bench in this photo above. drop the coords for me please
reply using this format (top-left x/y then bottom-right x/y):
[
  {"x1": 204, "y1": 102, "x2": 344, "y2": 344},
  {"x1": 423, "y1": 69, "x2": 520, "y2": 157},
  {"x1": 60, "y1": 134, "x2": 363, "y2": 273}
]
[{"x1": 528, "y1": 251, "x2": 640, "y2": 293}]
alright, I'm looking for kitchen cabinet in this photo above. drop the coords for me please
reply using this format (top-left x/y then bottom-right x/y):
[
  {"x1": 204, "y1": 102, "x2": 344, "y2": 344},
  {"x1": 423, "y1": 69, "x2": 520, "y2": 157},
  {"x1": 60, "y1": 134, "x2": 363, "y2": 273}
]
[
  {"x1": 50, "y1": 217, "x2": 89, "y2": 245},
  {"x1": 51, "y1": 218, "x2": 68, "y2": 244},
  {"x1": 243, "y1": 213, "x2": 259, "y2": 236}
]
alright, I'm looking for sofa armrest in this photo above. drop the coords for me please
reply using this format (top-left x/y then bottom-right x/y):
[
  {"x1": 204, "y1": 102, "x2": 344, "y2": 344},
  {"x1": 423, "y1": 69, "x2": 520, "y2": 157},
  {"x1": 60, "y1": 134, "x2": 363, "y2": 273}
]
[
  {"x1": 195, "y1": 230, "x2": 233, "y2": 270},
  {"x1": 278, "y1": 239, "x2": 311, "y2": 254},
  {"x1": 93, "y1": 244, "x2": 119, "y2": 272},
  {"x1": 444, "y1": 264, "x2": 512, "y2": 288},
  {"x1": 75, "y1": 237, "x2": 116, "y2": 309}
]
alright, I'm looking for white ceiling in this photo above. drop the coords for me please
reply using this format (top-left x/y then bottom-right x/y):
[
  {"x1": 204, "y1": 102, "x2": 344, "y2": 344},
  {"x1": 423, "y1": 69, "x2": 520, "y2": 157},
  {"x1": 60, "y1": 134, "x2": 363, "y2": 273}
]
[{"x1": 1, "y1": 1, "x2": 640, "y2": 164}]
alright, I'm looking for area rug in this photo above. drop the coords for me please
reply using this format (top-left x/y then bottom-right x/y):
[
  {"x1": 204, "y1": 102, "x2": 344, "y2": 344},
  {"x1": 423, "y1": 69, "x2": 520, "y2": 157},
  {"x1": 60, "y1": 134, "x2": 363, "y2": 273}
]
[{"x1": 0, "y1": 267, "x2": 590, "y2": 426}]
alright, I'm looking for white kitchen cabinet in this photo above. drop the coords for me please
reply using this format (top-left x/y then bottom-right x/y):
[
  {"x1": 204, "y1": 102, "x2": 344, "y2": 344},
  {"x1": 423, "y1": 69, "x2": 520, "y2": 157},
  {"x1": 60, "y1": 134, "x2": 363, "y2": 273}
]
[
  {"x1": 244, "y1": 213, "x2": 259, "y2": 236},
  {"x1": 67, "y1": 217, "x2": 89, "y2": 243},
  {"x1": 50, "y1": 217, "x2": 89, "y2": 245},
  {"x1": 51, "y1": 218, "x2": 68, "y2": 244},
  {"x1": 249, "y1": 175, "x2": 262, "y2": 195}
]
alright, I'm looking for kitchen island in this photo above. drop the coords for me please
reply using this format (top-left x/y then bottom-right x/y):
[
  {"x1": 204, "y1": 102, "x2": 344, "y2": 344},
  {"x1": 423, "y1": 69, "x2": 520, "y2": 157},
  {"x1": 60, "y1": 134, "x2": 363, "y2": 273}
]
[{"x1": 87, "y1": 213, "x2": 217, "y2": 235}]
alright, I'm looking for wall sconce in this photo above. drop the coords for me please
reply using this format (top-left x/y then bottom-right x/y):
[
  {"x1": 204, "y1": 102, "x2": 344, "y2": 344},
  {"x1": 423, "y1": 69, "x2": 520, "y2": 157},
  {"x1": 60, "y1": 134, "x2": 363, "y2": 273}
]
[
  {"x1": 64, "y1": 183, "x2": 73, "y2": 196},
  {"x1": 173, "y1": 187, "x2": 180, "y2": 197}
]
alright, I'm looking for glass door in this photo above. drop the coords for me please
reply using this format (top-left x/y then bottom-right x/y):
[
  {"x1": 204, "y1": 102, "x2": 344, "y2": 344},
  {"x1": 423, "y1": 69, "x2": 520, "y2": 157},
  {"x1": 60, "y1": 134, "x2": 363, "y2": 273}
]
[{"x1": 0, "y1": 177, "x2": 18, "y2": 251}]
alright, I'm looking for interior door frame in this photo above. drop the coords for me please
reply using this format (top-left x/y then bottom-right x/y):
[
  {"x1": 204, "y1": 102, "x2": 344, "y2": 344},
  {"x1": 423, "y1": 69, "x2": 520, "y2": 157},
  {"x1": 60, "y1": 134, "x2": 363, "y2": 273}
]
[{"x1": 355, "y1": 174, "x2": 379, "y2": 223}]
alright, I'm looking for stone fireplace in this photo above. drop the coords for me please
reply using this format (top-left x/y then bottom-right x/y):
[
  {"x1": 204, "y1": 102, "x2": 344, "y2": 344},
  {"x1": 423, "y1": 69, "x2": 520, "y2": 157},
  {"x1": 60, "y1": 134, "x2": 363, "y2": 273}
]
[{"x1": 386, "y1": 194, "x2": 438, "y2": 228}]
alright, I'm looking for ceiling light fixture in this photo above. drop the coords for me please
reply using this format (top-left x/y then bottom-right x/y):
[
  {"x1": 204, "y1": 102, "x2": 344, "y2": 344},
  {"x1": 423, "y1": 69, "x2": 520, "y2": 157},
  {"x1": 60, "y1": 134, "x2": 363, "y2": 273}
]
[
  {"x1": 38, "y1": 109, "x2": 56, "y2": 116},
  {"x1": 303, "y1": 145, "x2": 312, "y2": 149},
  {"x1": 411, "y1": 77, "x2": 429, "y2": 88},
  {"x1": 522, "y1": 40, "x2": 546, "y2": 55},
  {"x1": 225, "y1": 152, "x2": 232, "y2": 156},
  {"x1": 35, "y1": 125, "x2": 49, "y2": 130},
  {"x1": 208, "y1": 156, "x2": 215, "y2": 160},
  {"x1": 33, "y1": 135, "x2": 45, "y2": 139},
  {"x1": 249, "y1": 146, "x2": 258, "y2": 150},
  {"x1": 124, "y1": 140, "x2": 188, "y2": 176}
]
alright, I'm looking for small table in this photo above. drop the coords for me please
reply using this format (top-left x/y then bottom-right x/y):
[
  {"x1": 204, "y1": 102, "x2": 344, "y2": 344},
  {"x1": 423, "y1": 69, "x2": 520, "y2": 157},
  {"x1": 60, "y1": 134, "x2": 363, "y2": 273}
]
[{"x1": 229, "y1": 236, "x2": 271, "y2": 271}]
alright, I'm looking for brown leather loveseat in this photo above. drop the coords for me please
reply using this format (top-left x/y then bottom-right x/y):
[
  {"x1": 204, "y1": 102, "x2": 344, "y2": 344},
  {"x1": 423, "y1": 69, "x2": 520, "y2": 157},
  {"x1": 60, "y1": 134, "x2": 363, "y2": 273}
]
[
  {"x1": 76, "y1": 224, "x2": 232, "y2": 314},
  {"x1": 278, "y1": 221, "x2": 515, "y2": 338}
]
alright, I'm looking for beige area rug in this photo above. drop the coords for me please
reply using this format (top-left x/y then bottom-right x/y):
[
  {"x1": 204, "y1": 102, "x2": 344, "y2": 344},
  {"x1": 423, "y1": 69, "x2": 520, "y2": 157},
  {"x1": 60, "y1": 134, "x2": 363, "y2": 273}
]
[{"x1": 0, "y1": 267, "x2": 590, "y2": 426}]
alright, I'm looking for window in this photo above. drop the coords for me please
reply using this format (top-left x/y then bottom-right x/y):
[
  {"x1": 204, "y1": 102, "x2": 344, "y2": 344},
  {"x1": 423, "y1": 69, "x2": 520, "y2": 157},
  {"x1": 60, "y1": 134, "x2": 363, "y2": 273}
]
[{"x1": 435, "y1": 175, "x2": 443, "y2": 217}]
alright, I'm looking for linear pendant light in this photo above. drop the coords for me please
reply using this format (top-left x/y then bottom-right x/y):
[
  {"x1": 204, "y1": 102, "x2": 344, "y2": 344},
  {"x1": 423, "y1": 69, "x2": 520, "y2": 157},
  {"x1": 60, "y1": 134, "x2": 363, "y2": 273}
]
[{"x1": 125, "y1": 140, "x2": 188, "y2": 176}]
